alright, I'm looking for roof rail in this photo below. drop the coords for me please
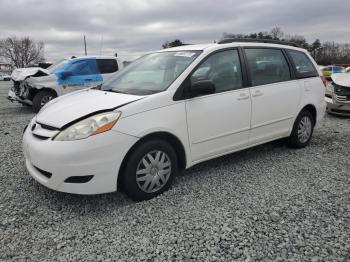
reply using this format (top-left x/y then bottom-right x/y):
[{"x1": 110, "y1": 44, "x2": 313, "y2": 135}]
[{"x1": 218, "y1": 38, "x2": 299, "y2": 47}]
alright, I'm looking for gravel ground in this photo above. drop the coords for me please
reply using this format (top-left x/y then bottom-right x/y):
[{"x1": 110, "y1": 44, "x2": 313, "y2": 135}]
[{"x1": 0, "y1": 81, "x2": 349, "y2": 261}]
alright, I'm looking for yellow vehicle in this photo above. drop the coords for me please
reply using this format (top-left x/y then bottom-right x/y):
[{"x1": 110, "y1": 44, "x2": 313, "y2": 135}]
[{"x1": 321, "y1": 66, "x2": 346, "y2": 80}]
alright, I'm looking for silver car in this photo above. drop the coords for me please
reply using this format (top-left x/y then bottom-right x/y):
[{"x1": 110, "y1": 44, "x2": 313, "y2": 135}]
[{"x1": 325, "y1": 73, "x2": 350, "y2": 116}]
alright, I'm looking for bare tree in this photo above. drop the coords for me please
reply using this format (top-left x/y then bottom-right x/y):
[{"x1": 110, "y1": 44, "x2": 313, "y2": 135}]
[
  {"x1": 162, "y1": 39, "x2": 184, "y2": 49},
  {"x1": 0, "y1": 36, "x2": 45, "y2": 68},
  {"x1": 270, "y1": 27, "x2": 284, "y2": 40}
]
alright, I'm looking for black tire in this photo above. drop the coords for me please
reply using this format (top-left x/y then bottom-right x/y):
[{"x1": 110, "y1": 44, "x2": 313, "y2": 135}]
[
  {"x1": 32, "y1": 90, "x2": 56, "y2": 113},
  {"x1": 287, "y1": 110, "x2": 314, "y2": 148},
  {"x1": 122, "y1": 139, "x2": 178, "y2": 201}
]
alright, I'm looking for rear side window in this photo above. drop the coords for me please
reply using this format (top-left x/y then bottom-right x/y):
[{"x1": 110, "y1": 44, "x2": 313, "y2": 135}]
[
  {"x1": 96, "y1": 59, "x2": 119, "y2": 74},
  {"x1": 287, "y1": 50, "x2": 318, "y2": 78},
  {"x1": 245, "y1": 48, "x2": 291, "y2": 86}
]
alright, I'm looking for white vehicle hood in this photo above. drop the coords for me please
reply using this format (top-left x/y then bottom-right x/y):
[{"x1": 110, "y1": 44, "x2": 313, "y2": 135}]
[
  {"x1": 36, "y1": 89, "x2": 143, "y2": 128},
  {"x1": 331, "y1": 73, "x2": 350, "y2": 87},
  {"x1": 11, "y1": 67, "x2": 50, "y2": 81},
  {"x1": 26, "y1": 74, "x2": 57, "y2": 89}
]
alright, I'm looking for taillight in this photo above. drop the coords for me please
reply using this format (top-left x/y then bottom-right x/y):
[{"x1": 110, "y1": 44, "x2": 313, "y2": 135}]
[{"x1": 320, "y1": 76, "x2": 327, "y2": 87}]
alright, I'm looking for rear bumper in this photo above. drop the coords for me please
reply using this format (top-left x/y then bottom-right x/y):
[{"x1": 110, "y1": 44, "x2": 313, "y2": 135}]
[{"x1": 325, "y1": 96, "x2": 350, "y2": 116}]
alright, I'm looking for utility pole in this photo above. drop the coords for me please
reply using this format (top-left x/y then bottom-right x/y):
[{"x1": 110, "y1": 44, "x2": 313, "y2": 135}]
[
  {"x1": 84, "y1": 34, "x2": 87, "y2": 56},
  {"x1": 99, "y1": 35, "x2": 104, "y2": 56}
]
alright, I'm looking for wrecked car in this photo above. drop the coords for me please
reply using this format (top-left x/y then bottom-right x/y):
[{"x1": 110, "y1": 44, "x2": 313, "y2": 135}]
[
  {"x1": 325, "y1": 73, "x2": 350, "y2": 116},
  {"x1": 8, "y1": 56, "x2": 123, "y2": 112}
]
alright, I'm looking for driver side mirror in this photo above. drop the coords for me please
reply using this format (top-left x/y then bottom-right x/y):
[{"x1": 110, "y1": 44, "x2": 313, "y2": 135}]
[{"x1": 190, "y1": 80, "x2": 215, "y2": 97}]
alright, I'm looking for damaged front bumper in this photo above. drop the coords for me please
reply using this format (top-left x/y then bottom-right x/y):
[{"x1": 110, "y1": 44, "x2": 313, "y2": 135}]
[
  {"x1": 7, "y1": 88, "x2": 32, "y2": 106},
  {"x1": 325, "y1": 96, "x2": 350, "y2": 116}
]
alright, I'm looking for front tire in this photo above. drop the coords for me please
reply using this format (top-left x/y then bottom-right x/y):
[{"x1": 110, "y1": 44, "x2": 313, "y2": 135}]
[
  {"x1": 122, "y1": 139, "x2": 178, "y2": 201},
  {"x1": 32, "y1": 90, "x2": 56, "y2": 113},
  {"x1": 287, "y1": 110, "x2": 314, "y2": 148}
]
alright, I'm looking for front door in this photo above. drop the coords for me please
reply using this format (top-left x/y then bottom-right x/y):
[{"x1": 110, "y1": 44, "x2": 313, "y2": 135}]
[{"x1": 185, "y1": 49, "x2": 251, "y2": 162}]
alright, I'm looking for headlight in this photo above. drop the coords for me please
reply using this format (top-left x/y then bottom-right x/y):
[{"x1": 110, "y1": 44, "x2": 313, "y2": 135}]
[
  {"x1": 54, "y1": 111, "x2": 121, "y2": 141},
  {"x1": 326, "y1": 82, "x2": 334, "y2": 92}
]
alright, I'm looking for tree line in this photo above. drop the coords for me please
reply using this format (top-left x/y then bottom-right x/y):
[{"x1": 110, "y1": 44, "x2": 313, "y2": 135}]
[{"x1": 163, "y1": 27, "x2": 350, "y2": 65}]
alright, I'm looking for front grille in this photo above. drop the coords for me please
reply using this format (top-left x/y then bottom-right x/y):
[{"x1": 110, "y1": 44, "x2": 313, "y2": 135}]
[
  {"x1": 36, "y1": 122, "x2": 60, "y2": 131},
  {"x1": 334, "y1": 84, "x2": 350, "y2": 102},
  {"x1": 33, "y1": 166, "x2": 52, "y2": 179},
  {"x1": 32, "y1": 134, "x2": 50, "y2": 140},
  {"x1": 13, "y1": 81, "x2": 20, "y2": 96},
  {"x1": 331, "y1": 109, "x2": 350, "y2": 115}
]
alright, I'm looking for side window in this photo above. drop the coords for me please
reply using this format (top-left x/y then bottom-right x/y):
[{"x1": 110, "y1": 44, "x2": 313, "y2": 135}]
[
  {"x1": 69, "y1": 60, "x2": 97, "y2": 76},
  {"x1": 287, "y1": 50, "x2": 318, "y2": 78},
  {"x1": 191, "y1": 49, "x2": 243, "y2": 93},
  {"x1": 97, "y1": 59, "x2": 119, "y2": 74},
  {"x1": 245, "y1": 48, "x2": 291, "y2": 86}
]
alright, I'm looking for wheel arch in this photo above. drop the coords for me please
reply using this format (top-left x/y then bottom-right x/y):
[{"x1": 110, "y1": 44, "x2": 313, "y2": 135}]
[
  {"x1": 301, "y1": 104, "x2": 317, "y2": 126},
  {"x1": 30, "y1": 87, "x2": 58, "y2": 101},
  {"x1": 117, "y1": 131, "x2": 187, "y2": 190}
]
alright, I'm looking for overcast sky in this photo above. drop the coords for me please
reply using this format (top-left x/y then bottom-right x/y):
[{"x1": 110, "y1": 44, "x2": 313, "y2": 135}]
[{"x1": 0, "y1": 0, "x2": 349, "y2": 62}]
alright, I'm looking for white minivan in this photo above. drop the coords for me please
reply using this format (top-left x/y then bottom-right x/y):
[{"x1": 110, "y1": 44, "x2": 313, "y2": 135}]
[{"x1": 23, "y1": 41, "x2": 326, "y2": 200}]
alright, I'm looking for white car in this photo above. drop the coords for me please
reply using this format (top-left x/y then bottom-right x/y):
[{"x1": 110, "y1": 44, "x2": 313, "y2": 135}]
[
  {"x1": 8, "y1": 56, "x2": 123, "y2": 112},
  {"x1": 325, "y1": 73, "x2": 350, "y2": 116},
  {"x1": 23, "y1": 41, "x2": 326, "y2": 200},
  {"x1": 0, "y1": 72, "x2": 11, "y2": 81}
]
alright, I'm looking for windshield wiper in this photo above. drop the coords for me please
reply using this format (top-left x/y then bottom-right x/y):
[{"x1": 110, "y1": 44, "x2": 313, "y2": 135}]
[{"x1": 107, "y1": 90, "x2": 127, "y2": 94}]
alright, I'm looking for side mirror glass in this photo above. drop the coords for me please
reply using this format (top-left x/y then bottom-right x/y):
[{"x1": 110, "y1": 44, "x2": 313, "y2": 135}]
[{"x1": 190, "y1": 80, "x2": 215, "y2": 97}]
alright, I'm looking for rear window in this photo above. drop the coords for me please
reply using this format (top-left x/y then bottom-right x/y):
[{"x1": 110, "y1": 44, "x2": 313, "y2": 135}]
[
  {"x1": 287, "y1": 50, "x2": 318, "y2": 78},
  {"x1": 245, "y1": 48, "x2": 291, "y2": 86},
  {"x1": 97, "y1": 59, "x2": 119, "y2": 74}
]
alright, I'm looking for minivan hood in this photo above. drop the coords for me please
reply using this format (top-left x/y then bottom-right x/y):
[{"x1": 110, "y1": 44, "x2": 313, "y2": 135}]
[
  {"x1": 331, "y1": 73, "x2": 350, "y2": 87},
  {"x1": 36, "y1": 89, "x2": 143, "y2": 128}
]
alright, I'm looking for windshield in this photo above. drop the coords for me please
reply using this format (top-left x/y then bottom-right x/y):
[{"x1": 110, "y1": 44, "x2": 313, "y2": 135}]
[
  {"x1": 103, "y1": 51, "x2": 201, "y2": 95},
  {"x1": 48, "y1": 59, "x2": 68, "y2": 73}
]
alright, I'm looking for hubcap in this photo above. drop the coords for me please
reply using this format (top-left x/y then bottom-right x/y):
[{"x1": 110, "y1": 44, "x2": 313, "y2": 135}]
[
  {"x1": 41, "y1": 95, "x2": 53, "y2": 106},
  {"x1": 136, "y1": 150, "x2": 172, "y2": 193},
  {"x1": 297, "y1": 116, "x2": 312, "y2": 143}
]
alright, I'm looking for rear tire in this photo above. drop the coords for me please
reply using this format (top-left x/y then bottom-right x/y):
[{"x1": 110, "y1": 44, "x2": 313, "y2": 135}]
[
  {"x1": 32, "y1": 90, "x2": 56, "y2": 113},
  {"x1": 122, "y1": 139, "x2": 178, "y2": 201},
  {"x1": 287, "y1": 110, "x2": 314, "y2": 148}
]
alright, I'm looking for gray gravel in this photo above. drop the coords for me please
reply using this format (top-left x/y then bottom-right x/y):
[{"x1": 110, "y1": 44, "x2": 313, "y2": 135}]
[{"x1": 0, "y1": 81, "x2": 349, "y2": 261}]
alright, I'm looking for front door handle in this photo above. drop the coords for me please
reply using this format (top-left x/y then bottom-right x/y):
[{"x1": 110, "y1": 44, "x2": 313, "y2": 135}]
[
  {"x1": 237, "y1": 93, "x2": 250, "y2": 100},
  {"x1": 252, "y1": 90, "x2": 263, "y2": 97},
  {"x1": 85, "y1": 79, "x2": 93, "y2": 81}
]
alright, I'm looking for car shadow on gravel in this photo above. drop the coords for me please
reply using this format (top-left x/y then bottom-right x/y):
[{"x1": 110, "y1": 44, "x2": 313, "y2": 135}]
[
  {"x1": 0, "y1": 104, "x2": 34, "y2": 115},
  {"x1": 179, "y1": 138, "x2": 288, "y2": 179}
]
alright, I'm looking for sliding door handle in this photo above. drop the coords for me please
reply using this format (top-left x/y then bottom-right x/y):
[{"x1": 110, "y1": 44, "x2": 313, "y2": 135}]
[{"x1": 252, "y1": 90, "x2": 263, "y2": 97}]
